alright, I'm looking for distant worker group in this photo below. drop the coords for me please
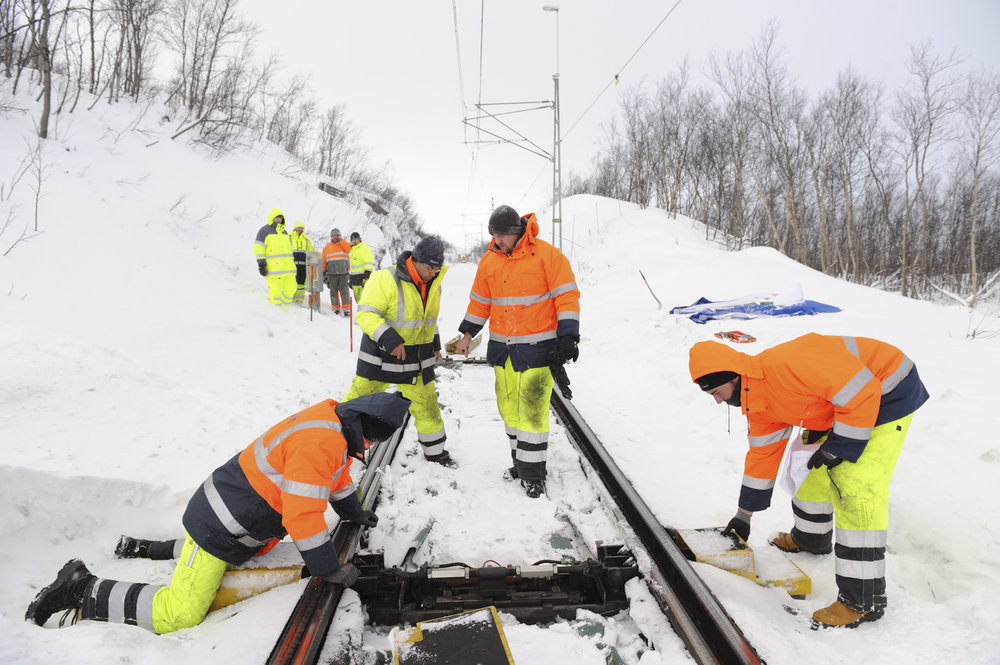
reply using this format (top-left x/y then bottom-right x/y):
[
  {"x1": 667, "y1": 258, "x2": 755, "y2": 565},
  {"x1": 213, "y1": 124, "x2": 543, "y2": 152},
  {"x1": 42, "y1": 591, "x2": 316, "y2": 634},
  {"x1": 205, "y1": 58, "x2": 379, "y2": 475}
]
[{"x1": 253, "y1": 207, "x2": 375, "y2": 315}]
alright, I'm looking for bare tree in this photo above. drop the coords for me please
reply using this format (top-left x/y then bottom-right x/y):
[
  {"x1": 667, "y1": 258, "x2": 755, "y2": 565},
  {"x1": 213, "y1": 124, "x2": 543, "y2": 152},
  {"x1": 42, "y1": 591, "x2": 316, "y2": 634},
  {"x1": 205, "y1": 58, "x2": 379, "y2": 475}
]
[{"x1": 957, "y1": 68, "x2": 1000, "y2": 306}]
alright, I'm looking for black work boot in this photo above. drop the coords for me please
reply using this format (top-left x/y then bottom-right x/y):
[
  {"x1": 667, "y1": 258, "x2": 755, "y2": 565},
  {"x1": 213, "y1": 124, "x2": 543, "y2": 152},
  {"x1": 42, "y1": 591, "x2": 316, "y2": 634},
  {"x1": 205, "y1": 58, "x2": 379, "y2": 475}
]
[
  {"x1": 425, "y1": 451, "x2": 457, "y2": 469},
  {"x1": 115, "y1": 535, "x2": 178, "y2": 560},
  {"x1": 25, "y1": 559, "x2": 96, "y2": 627},
  {"x1": 520, "y1": 479, "x2": 546, "y2": 499}
]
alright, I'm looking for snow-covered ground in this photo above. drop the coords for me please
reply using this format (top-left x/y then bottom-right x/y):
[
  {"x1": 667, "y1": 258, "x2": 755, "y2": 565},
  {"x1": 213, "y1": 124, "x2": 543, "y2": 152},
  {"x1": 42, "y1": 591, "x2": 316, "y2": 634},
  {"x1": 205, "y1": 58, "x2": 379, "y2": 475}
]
[{"x1": 2, "y1": 89, "x2": 999, "y2": 665}]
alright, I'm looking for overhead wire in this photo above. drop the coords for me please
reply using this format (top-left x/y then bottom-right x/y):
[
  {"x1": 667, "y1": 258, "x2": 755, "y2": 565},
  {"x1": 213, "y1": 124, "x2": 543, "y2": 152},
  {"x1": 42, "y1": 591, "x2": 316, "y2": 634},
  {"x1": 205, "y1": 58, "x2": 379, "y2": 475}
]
[{"x1": 562, "y1": 0, "x2": 685, "y2": 141}]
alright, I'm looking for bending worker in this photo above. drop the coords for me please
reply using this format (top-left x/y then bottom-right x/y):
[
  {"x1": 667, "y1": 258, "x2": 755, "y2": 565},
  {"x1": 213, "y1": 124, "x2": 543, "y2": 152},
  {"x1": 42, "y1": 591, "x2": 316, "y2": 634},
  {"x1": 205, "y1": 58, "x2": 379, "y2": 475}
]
[
  {"x1": 25, "y1": 392, "x2": 411, "y2": 634},
  {"x1": 454, "y1": 205, "x2": 580, "y2": 498},
  {"x1": 342, "y1": 236, "x2": 455, "y2": 468},
  {"x1": 253, "y1": 208, "x2": 297, "y2": 307},
  {"x1": 688, "y1": 333, "x2": 928, "y2": 629}
]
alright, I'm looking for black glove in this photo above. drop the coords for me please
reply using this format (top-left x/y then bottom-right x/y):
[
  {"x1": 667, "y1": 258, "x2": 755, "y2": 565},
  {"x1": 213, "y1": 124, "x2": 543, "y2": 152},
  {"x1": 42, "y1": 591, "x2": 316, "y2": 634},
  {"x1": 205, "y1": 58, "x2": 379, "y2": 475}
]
[
  {"x1": 351, "y1": 510, "x2": 378, "y2": 528},
  {"x1": 807, "y1": 447, "x2": 843, "y2": 470},
  {"x1": 722, "y1": 511, "x2": 751, "y2": 542},
  {"x1": 322, "y1": 562, "x2": 360, "y2": 587},
  {"x1": 557, "y1": 335, "x2": 579, "y2": 363},
  {"x1": 257, "y1": 259, "x2": 267, "y2": 276},
  {"x1": 362, "y1": 270, "x2": 371, "y2": 281}
]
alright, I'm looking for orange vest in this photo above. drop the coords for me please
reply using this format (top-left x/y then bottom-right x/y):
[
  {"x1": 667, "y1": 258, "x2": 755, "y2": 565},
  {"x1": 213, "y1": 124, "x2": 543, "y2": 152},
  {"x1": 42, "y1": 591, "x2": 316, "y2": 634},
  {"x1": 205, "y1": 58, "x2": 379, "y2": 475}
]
[{"x1": 323, "y1": 240, "x2": 352, "y2": 274}]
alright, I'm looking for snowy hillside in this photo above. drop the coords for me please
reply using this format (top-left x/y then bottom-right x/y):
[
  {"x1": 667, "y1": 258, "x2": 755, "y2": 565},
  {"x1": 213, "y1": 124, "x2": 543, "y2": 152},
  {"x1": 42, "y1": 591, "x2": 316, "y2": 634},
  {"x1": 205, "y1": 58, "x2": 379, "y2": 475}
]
[{"x1": 2, "y1": 91, "x2": 1000, "y2": 665}]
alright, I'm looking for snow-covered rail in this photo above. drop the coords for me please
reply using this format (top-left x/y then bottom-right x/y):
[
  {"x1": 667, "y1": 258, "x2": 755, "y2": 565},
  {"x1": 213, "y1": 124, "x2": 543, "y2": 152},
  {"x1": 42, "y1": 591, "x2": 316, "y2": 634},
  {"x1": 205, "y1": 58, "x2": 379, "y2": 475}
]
[{"x1": 267, "y1": 381, "x2": 762, "y2": 665}]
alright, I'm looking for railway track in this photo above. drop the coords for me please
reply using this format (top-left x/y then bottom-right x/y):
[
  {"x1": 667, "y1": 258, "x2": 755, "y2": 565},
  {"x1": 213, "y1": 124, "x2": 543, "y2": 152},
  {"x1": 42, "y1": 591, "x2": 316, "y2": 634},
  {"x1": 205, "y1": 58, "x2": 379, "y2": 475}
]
[{"x1": 268, "y1": 373, "x2": 762, "y2": 665}]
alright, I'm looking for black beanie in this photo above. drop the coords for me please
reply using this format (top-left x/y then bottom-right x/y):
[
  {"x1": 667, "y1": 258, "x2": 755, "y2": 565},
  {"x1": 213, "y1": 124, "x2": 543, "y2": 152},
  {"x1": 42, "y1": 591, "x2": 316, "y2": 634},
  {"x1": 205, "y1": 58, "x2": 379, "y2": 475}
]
[
  {"x1": 488, "y1": 205, "x2": 525, "y2": 235},
  {"x1": 412, "y1": 235, "x2": 444, "y2": 267},
  {"x1": 696, "y1": 371, "x2": 739, "y2": 391},
  {"x1": 359, "y1": 413, "x2": 399, "y2": 443}
]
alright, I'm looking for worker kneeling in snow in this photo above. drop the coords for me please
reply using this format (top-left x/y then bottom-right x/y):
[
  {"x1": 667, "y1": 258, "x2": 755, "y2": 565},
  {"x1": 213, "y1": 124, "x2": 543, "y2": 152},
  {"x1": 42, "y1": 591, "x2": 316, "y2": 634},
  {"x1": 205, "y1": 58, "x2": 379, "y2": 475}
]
[
  {"x1": 25, "y1": 392, "x2": 410, "y2": 634},
  {"x1": 688, "y1": 333, "x2": 928, "y2": 629}
]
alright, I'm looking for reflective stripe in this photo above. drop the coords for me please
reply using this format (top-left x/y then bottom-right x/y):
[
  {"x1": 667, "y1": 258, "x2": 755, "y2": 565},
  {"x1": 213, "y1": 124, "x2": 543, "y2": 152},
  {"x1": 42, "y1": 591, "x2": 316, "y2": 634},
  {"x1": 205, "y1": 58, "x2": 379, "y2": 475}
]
[
  {"x1": 463, "y1": 313, "x2": 488, "y2": 326},
  {"x1": 836, "y1": 557, "x2": 885, "y2": 579},
  {"x1": 557, "y1": 310, "x2": 580, "y2": 321},
  {"x1": 331, "y1": 482, "x2": 357, "y2": 502},
  {"x1": 516, "y1": 449, "x2": 547, "y2": 463},
  {"x1": 512, "y1": 429, "x2": 549, "y2": 444},
  {"x1": 832, "y1": 421, "x2": 873, "y2": 440},
  {"x1": 469, "y1": 291, "x2": 490, "y2": 305},
  {"x1": 203, "y1": 476, "x2": 268, "y2": 548},
  {"x1": 294, "y1": 530, "x2": 330, "y2": 553},
  {"x1": 284, "y1": 479, "x2": 332, "y2": 500},
  {"x1": 251, "y1": 420, "x2": 343, "y2": 492},
  {"x1": 417, "y1": 428, "x2": 446, "y2": 443},
  {"x1": 792, "y1": 496, "x2": 833, "y2": 515},
  {"x1": 842, "y1": 336, "x2": 860, "y2": 357},
  {"x1": 134, "y1": 584, "x2": 159, "y2": 630},
  {"x1": 832, "y1": 367, "x2": 875, "y2": 406},
  {"x1": 387, "y1": 317, "x2": 439, "y2": 329},
  {"x1": 741, "y1": 475, "x2": 776, "y2": 490},
  {"x1": 794, "y1": 515, "x2": 833, "y2": 534},
  {"x1": 266, "y1": 270, "x2": 296, "y2": 276},
  {"x1": 881, "y1": 356, "x2": 913, "y2": 394},
  {"x1": 421, "y1": 440, "x2": 446, "y2": 456},
  {"x1": 748, "y1": 427, "x2": 791, "y2": 447},
  {"x1": 373, "y1": 323, "x2": 393, "y2": 343},
  {"x1": 358, "y1": 304, "x2": 382, "y2": 315},
  {"x1": 837, "y1": 529, "x2": 887, "y2": 548},
  {"x1": 106, "y1": 581, "x2": 132, "y2": 622},
  {"x1": 489, "y1": 330, "x2": 558, "y2": 345}
]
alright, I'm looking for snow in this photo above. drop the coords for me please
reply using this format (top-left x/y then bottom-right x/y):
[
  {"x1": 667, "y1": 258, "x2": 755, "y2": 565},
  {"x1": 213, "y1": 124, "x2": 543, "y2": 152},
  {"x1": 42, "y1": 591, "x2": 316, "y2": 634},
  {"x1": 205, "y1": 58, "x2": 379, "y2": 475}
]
[{"x1": 3, "y1": 87, "x2": 1000, "y2": 665}]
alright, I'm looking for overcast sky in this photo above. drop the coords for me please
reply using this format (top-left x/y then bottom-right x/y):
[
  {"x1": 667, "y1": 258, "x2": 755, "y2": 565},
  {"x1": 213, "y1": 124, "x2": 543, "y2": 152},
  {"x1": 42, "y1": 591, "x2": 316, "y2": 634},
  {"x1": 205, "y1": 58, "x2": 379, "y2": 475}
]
[{"x1": 239, "y1": 0, "x2": 1000, "y2": 249}]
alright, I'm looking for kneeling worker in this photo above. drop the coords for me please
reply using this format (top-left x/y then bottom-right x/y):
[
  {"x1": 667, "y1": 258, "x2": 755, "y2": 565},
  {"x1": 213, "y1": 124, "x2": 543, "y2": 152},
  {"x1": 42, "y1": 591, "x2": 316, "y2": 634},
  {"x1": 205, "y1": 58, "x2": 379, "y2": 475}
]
[{"x1": 25, "y1": 392, "x2": 411, "y2": 634}]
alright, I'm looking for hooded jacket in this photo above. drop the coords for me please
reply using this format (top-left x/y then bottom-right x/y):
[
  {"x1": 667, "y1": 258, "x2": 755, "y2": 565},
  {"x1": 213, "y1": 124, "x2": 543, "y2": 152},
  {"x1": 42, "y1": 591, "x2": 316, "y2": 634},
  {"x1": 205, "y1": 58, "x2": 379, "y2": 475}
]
[
  {"x1": 355, "y1": 251, "x2": 446, "y2": 385},
  {"x1": 182, "y1": 394, "x2": 409, "y2": 577},
  {"x1": 689, "y1": 334, "x2": 928, "y2": 511},
  {"x1": 458, "y1": 214, "x2": 580, "y2": 371},
  {"x1": 253, "y1": 208, "x2": 295, "y2": 276}
]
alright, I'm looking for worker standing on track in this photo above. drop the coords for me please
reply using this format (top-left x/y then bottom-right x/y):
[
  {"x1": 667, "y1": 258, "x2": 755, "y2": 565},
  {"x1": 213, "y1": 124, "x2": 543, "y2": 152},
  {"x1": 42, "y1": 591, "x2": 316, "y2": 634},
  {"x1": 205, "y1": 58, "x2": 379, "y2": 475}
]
[
  {"x1": 688, "y1": 333, "x2": 929, "y2": 629},
  {"x1": 342, "y1": 236, "x2": 455, "y2": 468},
  {"x1": 454, "y1": 205, "x2": 581, "y2": 498},
  {"x1": 25, "y1": 393, "x2": 411, "y2": 634}
]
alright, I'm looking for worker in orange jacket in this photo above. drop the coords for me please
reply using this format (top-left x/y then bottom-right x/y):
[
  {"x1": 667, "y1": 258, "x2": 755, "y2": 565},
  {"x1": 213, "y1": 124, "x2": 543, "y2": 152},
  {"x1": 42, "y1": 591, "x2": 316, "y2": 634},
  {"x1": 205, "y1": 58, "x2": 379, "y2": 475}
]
[
  {"x1": 688, "y1": 334, "x2": 928, "y2": 629},
  {"x1": 454, "y1": 205, "x2": 580, "y2": 498},
  {"x1": 25, "y1": 392, "x2": 411, "y2": 634},
  {"x1": 323, "y1": 228, "x2": 354, "y2": 316}
]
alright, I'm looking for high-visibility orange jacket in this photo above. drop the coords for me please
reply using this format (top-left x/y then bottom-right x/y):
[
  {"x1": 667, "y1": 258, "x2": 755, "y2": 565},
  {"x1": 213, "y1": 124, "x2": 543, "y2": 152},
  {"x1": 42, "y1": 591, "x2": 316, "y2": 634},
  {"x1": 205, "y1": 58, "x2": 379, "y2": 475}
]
[
  {"x1": 183, "y1": 400, "x2": 361, "y2": 577},
  {"x1": 323, "y1": 240, "x2": 352, "y2": 275},
  {"x1": 458, "y1": 214, "x2": 580, "y2": 370},
  {"x1": 689, "y1": 334, "x2": 928, "y2": 511}
]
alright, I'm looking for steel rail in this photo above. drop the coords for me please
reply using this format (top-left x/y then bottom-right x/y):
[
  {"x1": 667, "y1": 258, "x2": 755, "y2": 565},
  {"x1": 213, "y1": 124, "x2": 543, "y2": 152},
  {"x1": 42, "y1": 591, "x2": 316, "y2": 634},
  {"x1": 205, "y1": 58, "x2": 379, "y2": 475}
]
[
  {"x1": 550, "y1": 391, "x2": 763, "y2": 665},
  {"x1": 266, "y1": 412, "x2": 411, "y2": 665}
]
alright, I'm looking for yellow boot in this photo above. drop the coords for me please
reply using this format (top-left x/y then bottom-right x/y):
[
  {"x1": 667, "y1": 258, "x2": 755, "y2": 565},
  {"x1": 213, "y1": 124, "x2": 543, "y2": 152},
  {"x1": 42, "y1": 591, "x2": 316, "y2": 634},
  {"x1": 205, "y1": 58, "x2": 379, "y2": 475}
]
[{"x1": 811, "y1": 601, "x2": 884, "y2": 629}]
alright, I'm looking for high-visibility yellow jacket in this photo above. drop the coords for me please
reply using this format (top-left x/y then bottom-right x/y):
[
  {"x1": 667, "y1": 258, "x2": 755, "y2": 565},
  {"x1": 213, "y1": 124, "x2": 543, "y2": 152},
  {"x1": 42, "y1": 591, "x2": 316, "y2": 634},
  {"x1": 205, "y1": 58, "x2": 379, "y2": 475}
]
[
  {"x1": 290, "y1": 230, "x2": 315, "y2": 265},
  {"x1": 689, "y1": 334, "x2": 929, "y2": 511},
  {"x1": 350, "y1": 241, "x2": 375, "y2": 285},
  {"x1": 355, "y1": 252, "x2": 446, "y2": 384},
  {"x1": 253, "y1": 208, "x2": 295, "y2": 276},
  {"x1": 458, "y1": 214, "x2": 580, "y2": 370}
]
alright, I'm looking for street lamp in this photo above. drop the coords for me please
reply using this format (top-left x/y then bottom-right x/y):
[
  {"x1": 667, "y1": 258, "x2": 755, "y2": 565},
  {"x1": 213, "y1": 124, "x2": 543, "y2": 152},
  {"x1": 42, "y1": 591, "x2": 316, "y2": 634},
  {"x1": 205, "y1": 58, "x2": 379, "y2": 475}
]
[{"x1": 542, "y1": 5, "x2": 562, "y2": 250}]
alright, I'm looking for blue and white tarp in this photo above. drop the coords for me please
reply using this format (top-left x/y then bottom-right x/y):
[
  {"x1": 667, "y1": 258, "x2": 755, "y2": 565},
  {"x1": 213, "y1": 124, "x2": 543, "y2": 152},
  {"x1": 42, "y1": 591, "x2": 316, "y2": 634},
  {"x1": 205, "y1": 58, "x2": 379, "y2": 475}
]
[{"x1": 670, "y1": 284, "x2": 840, "y2": 324}]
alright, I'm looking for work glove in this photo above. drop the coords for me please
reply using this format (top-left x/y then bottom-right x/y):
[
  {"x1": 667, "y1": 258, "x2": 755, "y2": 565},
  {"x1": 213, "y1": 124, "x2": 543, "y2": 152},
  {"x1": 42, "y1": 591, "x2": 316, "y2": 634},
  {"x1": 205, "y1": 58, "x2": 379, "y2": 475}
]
[
  {"x1": 722, "y1": 510, "x2": 751, "y2": 542},
  {"x1": 351, "y1": 510, "x2": 379, "y2": 528},
  {"x1": 807, "y1": 447, "x2": 843, "y2": 470},
  {"x1": 257, "y1": 259, "x2": 267, "y2": 276},
  {"x1": 362, "y1": 271, "x2": 371, "y2": 281},
  {"x1": 322, "y1": 563, "x2": 360, "y2": 587},
  {"x1": 557, "y1": 335, "x2": 579, "y2": 363}
]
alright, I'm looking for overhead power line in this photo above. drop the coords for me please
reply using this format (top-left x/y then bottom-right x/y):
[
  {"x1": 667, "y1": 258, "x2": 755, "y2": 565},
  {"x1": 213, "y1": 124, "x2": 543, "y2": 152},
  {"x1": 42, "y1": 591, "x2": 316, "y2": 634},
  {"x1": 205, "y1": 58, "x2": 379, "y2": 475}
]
[{"x1": 563, "y1": 0, "x2": 684, "y2": 141}]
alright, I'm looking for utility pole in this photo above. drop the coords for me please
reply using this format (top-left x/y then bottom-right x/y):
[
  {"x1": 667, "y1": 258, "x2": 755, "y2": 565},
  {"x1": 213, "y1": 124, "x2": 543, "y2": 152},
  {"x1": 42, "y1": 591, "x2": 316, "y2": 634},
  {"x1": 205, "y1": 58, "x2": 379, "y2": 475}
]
[{"x1": 543, "y1": 5, "x2": 563, "y2": 250}]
